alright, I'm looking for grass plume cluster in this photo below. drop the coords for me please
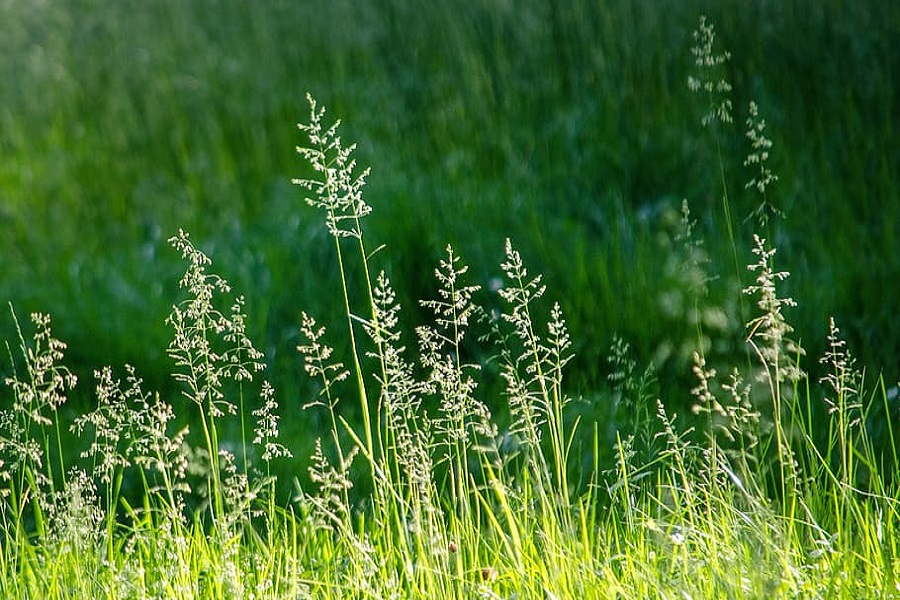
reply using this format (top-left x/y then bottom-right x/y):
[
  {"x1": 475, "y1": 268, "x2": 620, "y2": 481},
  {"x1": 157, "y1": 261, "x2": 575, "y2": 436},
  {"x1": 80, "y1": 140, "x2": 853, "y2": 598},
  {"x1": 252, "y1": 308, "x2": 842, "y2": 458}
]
[{"x1": 2, "y1": 15, "x2": 899, "y2": 599}]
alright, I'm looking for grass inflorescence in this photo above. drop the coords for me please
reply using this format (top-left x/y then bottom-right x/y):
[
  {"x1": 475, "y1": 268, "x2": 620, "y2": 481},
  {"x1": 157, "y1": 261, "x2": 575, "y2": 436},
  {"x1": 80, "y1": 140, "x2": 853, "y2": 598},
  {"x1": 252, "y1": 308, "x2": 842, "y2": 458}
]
[{"x1": 2, "y1": 15, "x2": 899, "y2": 599}]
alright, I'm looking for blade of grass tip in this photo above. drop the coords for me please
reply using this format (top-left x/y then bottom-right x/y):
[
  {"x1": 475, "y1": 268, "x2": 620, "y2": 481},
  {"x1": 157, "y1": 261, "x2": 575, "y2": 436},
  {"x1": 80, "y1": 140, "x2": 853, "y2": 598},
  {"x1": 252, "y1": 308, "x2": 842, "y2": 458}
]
[
  {"x1": 366, "y1": 243, "x2": 387, "y2": 261},
  {"x1": 577, "y1": 496, "x2": 593, "y2": 560},
  {"x1": 563, "y1": 414, "x2": 582, "y2": 482},
  {"x1": 879, "y1": 377, "x2": 900, "y2": 468}
]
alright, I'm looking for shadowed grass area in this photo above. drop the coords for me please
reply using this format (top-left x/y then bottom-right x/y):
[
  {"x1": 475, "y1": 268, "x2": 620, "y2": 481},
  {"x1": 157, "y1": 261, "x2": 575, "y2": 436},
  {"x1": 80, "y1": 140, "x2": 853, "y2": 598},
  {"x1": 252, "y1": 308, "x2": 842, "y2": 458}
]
[{"x1": 1, "y1": 0, "x2": 897, "y2": 408}]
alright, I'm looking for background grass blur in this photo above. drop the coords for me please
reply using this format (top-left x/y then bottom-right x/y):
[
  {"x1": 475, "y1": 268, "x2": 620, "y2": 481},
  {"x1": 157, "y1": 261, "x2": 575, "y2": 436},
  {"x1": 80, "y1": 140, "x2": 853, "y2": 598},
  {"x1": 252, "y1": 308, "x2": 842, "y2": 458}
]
[{"x1": 1, "y1": 0, "x2": 897, "y2": 476}]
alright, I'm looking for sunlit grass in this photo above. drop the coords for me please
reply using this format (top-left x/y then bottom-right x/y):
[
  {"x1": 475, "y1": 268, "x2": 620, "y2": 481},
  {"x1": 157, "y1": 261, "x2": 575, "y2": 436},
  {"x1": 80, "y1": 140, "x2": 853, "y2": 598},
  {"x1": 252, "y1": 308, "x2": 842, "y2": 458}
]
[
  {"x1": 4, "y1": 76, "x2": 900, "y2": 597},
  {"x1": 1, "y1": 9, "x2": 899, "y2": 598}
]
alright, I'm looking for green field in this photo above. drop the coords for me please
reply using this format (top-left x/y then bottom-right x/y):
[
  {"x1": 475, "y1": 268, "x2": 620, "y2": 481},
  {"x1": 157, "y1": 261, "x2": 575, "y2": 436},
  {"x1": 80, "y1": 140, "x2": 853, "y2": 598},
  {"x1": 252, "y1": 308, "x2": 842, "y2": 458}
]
[{"x1": 1, "y1": 1, "x2": 899, "y2": 597}]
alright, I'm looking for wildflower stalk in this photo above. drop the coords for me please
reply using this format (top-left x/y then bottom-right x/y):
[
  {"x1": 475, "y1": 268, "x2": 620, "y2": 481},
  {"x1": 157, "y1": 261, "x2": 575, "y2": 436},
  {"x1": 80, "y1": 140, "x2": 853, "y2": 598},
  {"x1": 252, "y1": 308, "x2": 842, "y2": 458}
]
[
  {"x1": 167, "y1": 230, "x2": 265, "y2": 526},
  {"x1": 819, "y1": 318, "x2": 863, "y2": 488},
  {"x1": 418, "y1": 245, "x2": 486, "y2": 519},
  {"x1": 688, "y1": 16, "x2": 741, "y2": 303},
  {"x1": 293, "y1": 94, "x2": 382, "y2": 476},
  {"x1": 744, "y1": 101, "x2": 782, "y2": 232},
  {"x1": 3, "y1": 308, "x2": 77, "y2": 540},
  {"x1": 298, "y1": 312, "x2": 352, "y2": 518},
  {"x1": 496, "y1": 239, "x2": 574, "y2": 534},
  {"x1": 743, "y1": 234, "x2": 807, "y2": 548}
]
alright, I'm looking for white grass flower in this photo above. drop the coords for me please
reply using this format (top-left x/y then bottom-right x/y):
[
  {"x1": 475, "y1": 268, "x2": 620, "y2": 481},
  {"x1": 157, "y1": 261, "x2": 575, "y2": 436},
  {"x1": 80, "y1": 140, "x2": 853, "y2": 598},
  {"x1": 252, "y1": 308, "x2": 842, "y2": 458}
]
[
  {"x1": 720, "y1": 368, "x2": 760, "y2": 451},
  {"x1": 45, "y1": 467, "x2": 103, "y2": 553},
  {"x1": 819, "y1": 317, "x2": 862, "y2": 429},
  {"x1": 417, "y1": 246, "x2": 492, "y2": 449},
  {"x1": 687, "y1": 15, "x2": 733, "y2": 127},
  {"x1": 654, "y1": 399, "x2": 694, "y2": 478},
  {"x1": 420, "y1": 245, "x2": 482, "y2": 347},
  {"x1": 744, "y1": 101, "x2": 782, "y2": 226},
  {"x1": 293, "y1": 93, "x2": 371, "y2": 239},
  {"x1": 307, "y1": 438, "x2": 356, "y2": 531},
  {"x1": 743, "y1": 234, "x2": 805, "y2": 386},
  {"x1": 252, "y1": 380, "x2": 291, "y2": 461},
  {"x1": 497, "y1": 239, "x2": 548, "y2": 447},
  {"x1": 71, "y1": 365, "x2": 140, "y2": 483},
  {"x1": 690, "y1": 352, "x2": 722, "y2": 418},
  {"x1": 4, "y1": 311, "x2": 77, "y2": 427},
  {"x1": 298, "y1": 311, "x2": 348, "y2": 411},
  {"x1": 219, "y1": 448, "x2": 262, "y2": 533},
  {"x1": 1, "y1": 309, "x2": 77, "y2": 514},
  {"x1": 498, "y1": 238, "x2": 546, "y2": 338},
  {"x1": 547, "y1": 302, "x2": 573, "y2": 388},
  {"x1": 607, "y1": 335, "x2": 638, "y2": 399},
  {"x1": 130, "y1": 391, "x2": 193, "y2": 513},
  {"x1": 367, "y1": 270, "x2": 402, "y2": 347},
  {"x1": 167, "y1": 229, "x2": 265, "y2": 417},
  {"x1": 363, "y1": 271, "x2": 437, "y2": 514}
]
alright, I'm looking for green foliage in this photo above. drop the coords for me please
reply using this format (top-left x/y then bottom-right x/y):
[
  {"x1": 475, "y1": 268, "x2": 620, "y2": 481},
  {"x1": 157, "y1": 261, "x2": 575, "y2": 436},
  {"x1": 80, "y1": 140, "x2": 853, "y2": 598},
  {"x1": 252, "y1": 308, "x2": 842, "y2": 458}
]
[
  {"x1": 3, "y1": 70, "x2": 900, "y2": 595},
  {"x1": 1, "y1": 0, "x2": 897, "y2": 404},
  {"x1": 1, "y1": 7, "x2": 899, "y2": 598}
]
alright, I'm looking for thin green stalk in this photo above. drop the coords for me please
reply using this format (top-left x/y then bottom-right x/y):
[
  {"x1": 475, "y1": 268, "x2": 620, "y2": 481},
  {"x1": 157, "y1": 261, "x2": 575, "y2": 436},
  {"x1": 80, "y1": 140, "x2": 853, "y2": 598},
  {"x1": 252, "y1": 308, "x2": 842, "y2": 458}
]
[{"x1": 335, "y1": 239, "x2": 370, "y2": 446}]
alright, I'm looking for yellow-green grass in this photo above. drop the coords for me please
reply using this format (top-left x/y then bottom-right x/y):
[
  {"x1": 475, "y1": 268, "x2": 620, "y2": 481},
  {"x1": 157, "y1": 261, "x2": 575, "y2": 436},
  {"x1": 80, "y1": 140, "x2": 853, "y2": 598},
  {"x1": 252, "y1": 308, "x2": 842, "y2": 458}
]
[{"x1": 2, "y1": 66, "x2": 900, "y2": 595}]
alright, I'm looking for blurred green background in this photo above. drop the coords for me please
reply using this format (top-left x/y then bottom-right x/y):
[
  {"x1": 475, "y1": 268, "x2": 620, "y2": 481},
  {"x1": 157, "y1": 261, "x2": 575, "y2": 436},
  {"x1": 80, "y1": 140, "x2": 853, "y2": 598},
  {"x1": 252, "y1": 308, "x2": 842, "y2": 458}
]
[{"x1": 1, "y1": 0, "x2": 898, "y2": 480}]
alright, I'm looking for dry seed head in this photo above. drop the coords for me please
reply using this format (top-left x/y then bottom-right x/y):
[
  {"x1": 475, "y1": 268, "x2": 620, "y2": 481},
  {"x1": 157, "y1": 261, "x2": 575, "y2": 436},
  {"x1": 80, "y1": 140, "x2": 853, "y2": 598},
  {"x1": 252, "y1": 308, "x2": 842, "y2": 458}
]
[
  {"x1": 743, "y1": 235, "x2": 805, "y2": 384},
  {"x1": 744, "y1": 101, "x2": 782, "y2": 226}
]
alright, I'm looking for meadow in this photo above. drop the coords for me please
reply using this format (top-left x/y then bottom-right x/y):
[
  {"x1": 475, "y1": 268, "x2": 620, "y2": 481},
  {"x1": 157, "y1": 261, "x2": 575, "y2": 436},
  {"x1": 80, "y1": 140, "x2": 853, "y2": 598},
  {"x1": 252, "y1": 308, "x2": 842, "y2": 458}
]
[{"x1": 1, "y1": 0, "x2": 899, "y2": 597}]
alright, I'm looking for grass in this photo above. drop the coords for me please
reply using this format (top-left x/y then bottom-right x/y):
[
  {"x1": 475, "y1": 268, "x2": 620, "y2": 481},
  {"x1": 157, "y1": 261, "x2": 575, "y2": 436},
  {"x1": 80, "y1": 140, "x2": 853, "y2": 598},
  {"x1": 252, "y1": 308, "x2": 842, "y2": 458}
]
[
  {"x1": 1, "y1": 4, "x2": 899, "y2": 597},
  {"x1": 4, "y1": 34, "x2": 900, "y2": 591},
  {"x1": 1, "y1": 0, "x2": 897, "y2": 399}
]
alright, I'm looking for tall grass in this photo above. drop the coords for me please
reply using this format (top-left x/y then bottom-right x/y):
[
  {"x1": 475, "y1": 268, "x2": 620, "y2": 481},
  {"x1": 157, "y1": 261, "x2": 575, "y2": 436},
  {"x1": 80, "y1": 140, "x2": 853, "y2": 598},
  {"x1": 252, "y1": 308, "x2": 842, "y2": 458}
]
[{"x1": 1, "y1": 12, "x2": 899, "y2": 599}]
